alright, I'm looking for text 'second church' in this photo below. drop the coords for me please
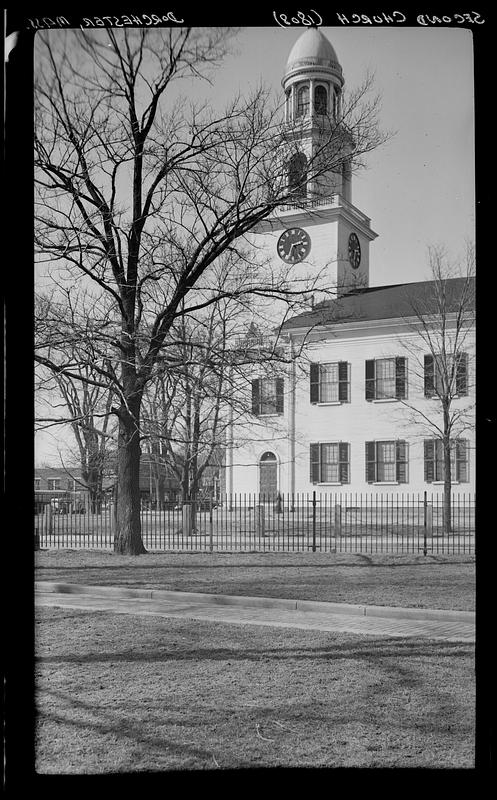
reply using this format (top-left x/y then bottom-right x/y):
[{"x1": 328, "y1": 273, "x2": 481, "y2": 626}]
[{"x1": 226, "y1": 28, "x2": 475, "y2": 499}]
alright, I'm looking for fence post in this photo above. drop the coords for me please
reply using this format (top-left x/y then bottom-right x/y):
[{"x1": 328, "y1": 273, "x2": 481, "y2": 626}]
[
  {"x1": 312, "y1": 491, "x2": 317, "y2": 552},
  {"x1": 334, "y1": 502, "x2": 342, "y2": 540},
  {"x1": 209, "y1": 500, "x2": 214, "y2": 553},
  {"x1": 44, "y1": 504, "x2": 53, "y2": 538},
  {"x1": 255, "y1": 503, "x2": 265, "y2": 538},
  {"x1": 423, "y1": 491, "x2": 432, "y2": 556}
]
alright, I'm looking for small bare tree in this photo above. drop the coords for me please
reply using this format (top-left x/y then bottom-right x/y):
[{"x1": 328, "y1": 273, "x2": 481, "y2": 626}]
[
  {"x1": 35, "y1": 291, "x2": 118, "y2": 511},
  {"x1": 398, "y1": 243, "x2": 475, "y2": 532}
]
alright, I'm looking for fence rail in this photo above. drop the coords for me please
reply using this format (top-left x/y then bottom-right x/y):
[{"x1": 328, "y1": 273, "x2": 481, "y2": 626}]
[{"x1": 34, "y1": 491, "x2": 475, "y2": 555}]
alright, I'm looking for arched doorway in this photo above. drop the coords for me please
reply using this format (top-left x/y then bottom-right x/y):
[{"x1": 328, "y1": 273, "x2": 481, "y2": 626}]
[{"x1": 259, "y1": 451, "x2": 278, "y2": 499}]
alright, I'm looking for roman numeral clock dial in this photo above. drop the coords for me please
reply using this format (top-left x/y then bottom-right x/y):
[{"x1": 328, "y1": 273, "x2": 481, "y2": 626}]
[{"x1": 277, "y1": 227, "x2": 311, "y2": 264}]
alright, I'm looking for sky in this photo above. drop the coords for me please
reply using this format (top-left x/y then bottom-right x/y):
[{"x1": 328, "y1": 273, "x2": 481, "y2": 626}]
[
  {"x1": 35, "y1": 25, "x2": 475, "y2": 466},
  {"x1": 208, "y1": 27, "x2": 475, "y2": 287}
]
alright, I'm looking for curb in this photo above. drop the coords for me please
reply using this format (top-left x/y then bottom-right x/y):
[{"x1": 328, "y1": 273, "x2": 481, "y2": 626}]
[{"x1": 34, "y1": 581, "x2": 475, "y2": 623}]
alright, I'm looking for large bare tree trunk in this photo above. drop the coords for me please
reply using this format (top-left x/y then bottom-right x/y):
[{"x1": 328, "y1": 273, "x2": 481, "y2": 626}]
[{"x1": 114, "y1": 397, "x2": 147, "y2": 555}]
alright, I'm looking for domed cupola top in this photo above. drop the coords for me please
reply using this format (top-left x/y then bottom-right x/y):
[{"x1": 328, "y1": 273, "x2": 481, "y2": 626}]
[{"x1": 282, "y1": 28, "x2": 343, "y2": 90}]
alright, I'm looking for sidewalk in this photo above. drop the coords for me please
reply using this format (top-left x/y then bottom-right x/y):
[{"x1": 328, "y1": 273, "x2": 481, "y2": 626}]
[{"x1": 35, "y1": 581, "x2": 475, "y2": 642}]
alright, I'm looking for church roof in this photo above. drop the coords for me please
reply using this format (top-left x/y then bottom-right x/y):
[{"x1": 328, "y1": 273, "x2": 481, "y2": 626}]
[
  {"x1": 284, "y1": 28, "x2": 343, "y2": 80},
  {"x1": 282, "y1": 278, "x2": 475, "y2": 331}
]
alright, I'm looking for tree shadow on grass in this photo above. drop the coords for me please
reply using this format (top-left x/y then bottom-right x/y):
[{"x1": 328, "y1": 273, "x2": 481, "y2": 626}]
[
  {"x1": 35, "y1": 555, "x2": 475, "y2": 572},
  {"x1": 36, "y1": 688, "x2": 221, "y2": 770},
  {"x1": 36, "y1": 636, "x2": 473, "y2": 667}
]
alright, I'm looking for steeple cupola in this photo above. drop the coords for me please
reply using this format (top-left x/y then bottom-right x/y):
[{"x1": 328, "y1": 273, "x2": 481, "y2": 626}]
[{"x1": 282, "y1": 28, "x2": 344, "y2": 124}]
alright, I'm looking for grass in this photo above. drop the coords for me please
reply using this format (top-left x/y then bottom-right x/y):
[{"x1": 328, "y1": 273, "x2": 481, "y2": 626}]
[
  {"x1": 35, "y1": 606, "x2": 475, "y2": 772},
  {"x1": 35, "y1": 550, "x2": 476, "y2": 610}
]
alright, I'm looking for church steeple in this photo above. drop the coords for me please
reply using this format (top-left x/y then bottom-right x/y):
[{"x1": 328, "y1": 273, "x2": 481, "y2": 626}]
[{"x1": 281, "y1": 29, "x2": 352, "y2": 203}]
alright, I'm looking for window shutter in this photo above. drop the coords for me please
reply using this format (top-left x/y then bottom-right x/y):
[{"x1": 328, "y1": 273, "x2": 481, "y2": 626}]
[
  {"x1": 310, "y1": 363, "x2": 320, "y2": 404},
  {"x1": 396, "y1": 441, "x2": 408, "y2": 483},
  {"x1": 365, "y1": 441, "x2": 376, "y2": 482},
  {"x1": 338, "y1": 361, "x2": 349, "y2": 402},
  {"x1": 424, "y1": 440, "x2": 435, "y2": 482},
  {"x1": 276, "y1": 378, "x2": 284, "y2": 414},
  {"x1": 365, "y1": 360, "x2": 375, "y2": 401},
  {"x1": 395, "y1": 357, "x2": 407, "y2": 399},
  {"x1": 456, "y1": 439, "x2": 469, "y2": 482},
  {"x1": 456, "y1": 353, "x2": 468, "y2": 396},
  {"x1": 339, "y1": 442, "x2": 349, "y2": 483},
  {"x1": 424, "y1": 355, "x2": 435, "y2": 397},
  {"x1": 251, "y1": 379, "x2": 260, "y2": 415},
  {"x1": 310, "y1": 444, "x2": 320, "y2": 483}
]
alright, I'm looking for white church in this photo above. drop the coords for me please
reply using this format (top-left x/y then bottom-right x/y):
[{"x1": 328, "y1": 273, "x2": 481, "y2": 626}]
[{"x1": 225, "y1": 28, "x2": 475, "y2": 499}]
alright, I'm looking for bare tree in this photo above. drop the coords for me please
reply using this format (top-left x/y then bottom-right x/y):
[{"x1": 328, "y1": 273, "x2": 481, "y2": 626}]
[
  {"x1": 35, "y1": 291, "x2": 118, "y2": 511},
  {"x1": 141, "y1": 293, "x2": 296, "y2": 529},
  {"x1": 398, "y1": 243, "x2": 475, "y2": 532},
  {"x1": 34, "y1": 27, "x2": 387, "y2": 554}
]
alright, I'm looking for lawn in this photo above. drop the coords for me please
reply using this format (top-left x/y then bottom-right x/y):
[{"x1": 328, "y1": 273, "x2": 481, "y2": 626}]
[
  {"x1": 35, "y1": 550, "x2": 476, "y2": 610},
  {"x1": 35, "y1": 606, "x2": 475, "y2": 772}
]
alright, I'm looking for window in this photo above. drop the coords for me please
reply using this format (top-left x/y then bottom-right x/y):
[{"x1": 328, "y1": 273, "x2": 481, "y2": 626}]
[
  {"x1": 365, "y1": 357, "x2": 407, "y2": 400},
  {"x1": 332, "y1": 89, "x2": 340, "y2": 118},
  {"x1": 310, "y1": 362, "x2": 350, "y2": 403},
  {"x1": 310, "y1": 442, "x2": 350, "y2": 484},
  {"x1": 314, "y1": 85, "x2": 327, "y2": 115},
  {"x1": 67, "y1": 479, "x2": 76, "y2": 491},
  {"x1": 288, "y1": 152, "x2": 307, "y2": 198},
  {"x1": 424, "y1": 439, "x2": 469, "y2": 483},
  {"x1": 34, "y1": 478, "x2": 41, "y2": 490},
  {"x1": 424, "y1": 353, "x2": 468, "y2": 398},
  {"x1": 252, "y1": 378, "x2": 284, "y2": 416},
  {"x1": 47, "y1": 478, "x2": 61, "y2": 491},
  {"x1": 296, "y1": 85, "x2": 309, "y2": 117},
  {"x1": 365, "y1": 441, "x2": 409, "y2": 483}
]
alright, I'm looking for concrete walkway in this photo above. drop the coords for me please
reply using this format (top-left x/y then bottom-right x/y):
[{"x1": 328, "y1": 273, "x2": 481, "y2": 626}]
[{"x1": 35, "y1": 582, "x2": 475, "y2": 643}]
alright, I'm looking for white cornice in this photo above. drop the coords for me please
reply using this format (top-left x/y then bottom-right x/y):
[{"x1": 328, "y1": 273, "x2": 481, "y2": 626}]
[
  {"x1": 284, "y1": 313, "x2": 475, "y2": 341},
  {"x1": 254, "y1": 202, "x2": 377, "y2": 240}
]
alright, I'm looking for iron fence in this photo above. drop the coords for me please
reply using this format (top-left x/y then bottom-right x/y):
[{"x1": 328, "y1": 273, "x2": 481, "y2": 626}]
[{"x1": 34, "y1": 491, "x2": 475, "y2": 555}]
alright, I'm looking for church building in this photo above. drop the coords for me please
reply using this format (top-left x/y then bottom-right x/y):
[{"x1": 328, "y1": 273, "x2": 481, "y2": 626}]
[{"x1": 226, "y1": 28, "x2": 475, "y2": 499}]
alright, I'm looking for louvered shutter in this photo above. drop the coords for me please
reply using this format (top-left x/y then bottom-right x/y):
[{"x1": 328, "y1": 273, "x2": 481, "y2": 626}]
[
  {"x1": 424, "y1": 355, "x2": 435, "y2": 397},
  {"x1": 396, "y1": 441, "x2": 408, "y2": 483},
  {"x1": 365, "y1": 441, "x2": 376, "y2": 482},
  {"x1": 455, "y1": 439, "x2": 468, "y2": 482},
  {"x1": 424, "y1": 440, "x2": 435, "y2": 482},
  {"x1": 276, "y1": 378, "x2": 284, "y2": 414},
  {"x1": 395, "y1": 357, "x2": 407, "y2": 399},
  {"x1": 310, "y1": 444, "x2": 320, "y2": 483},
  {"x1": 339, "y1": 442, "x2": 349, "y2": 483},
  {"x1": 251, "y1": 379, "x2": 260, "y2": 415},
  {"x1": 338, "y1": 362, "x2": 349, "y2": 402},
  {"x1": 456, "y1": 353, "x2": 468, "y2": 396},
  {"x1": 365, "y1": 360, "x2": 375, "y2": 401},
  {"x1": 310, "y1": 363, "x2": 320, "y2": 404}
]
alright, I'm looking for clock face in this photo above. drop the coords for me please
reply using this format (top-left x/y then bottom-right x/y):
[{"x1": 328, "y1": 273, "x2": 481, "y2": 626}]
[
  {"x1": 348, "y1": 232, "x2": 361, "y2": 269},
  {"x1": 277, "y1": 228, "x2": 311, "y2": 263}
]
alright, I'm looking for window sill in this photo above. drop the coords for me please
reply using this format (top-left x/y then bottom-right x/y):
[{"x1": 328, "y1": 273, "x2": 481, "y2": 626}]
[
  {"x1": 256, "y1": 413, "x2": 283, "y2": 418},
  {"x1": 371, "y1": 398, "x2": 401, "y2": 404},
  {"x1": 372, "y1": 481, "x2": 400, "y2": 485},
  {"x1": 316, "y1": 401, "x2": 342, "y2": 406},
  {"x1": 316, "y1": 482, "x2": 345, "y2": 486},
  {"x1": 431, "y1": 481, "x2": 460, "y2": 485}
]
